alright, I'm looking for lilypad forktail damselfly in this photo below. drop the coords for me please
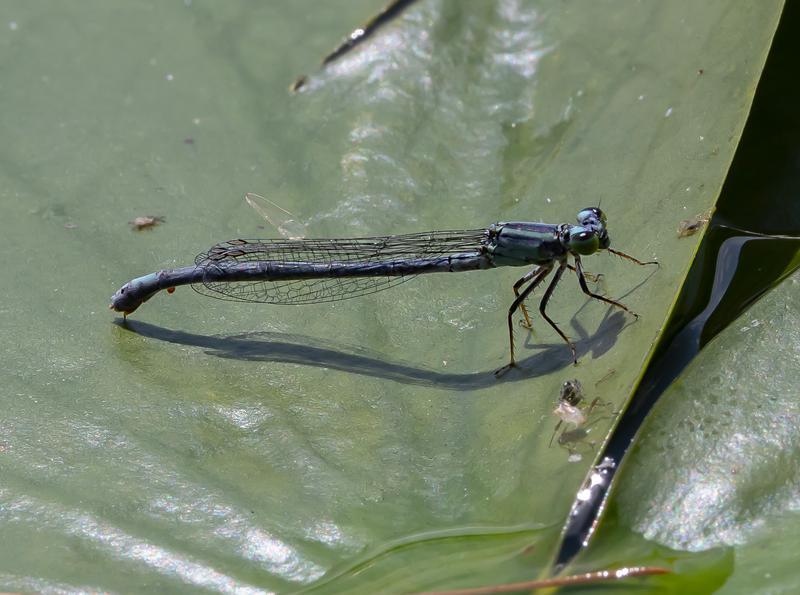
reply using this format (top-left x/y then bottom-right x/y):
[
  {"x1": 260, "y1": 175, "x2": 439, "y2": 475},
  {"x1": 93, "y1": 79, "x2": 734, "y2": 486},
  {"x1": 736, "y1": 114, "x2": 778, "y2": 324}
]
[{"x1": 110, "y1": 203, "x2": 657, "y2": 374}]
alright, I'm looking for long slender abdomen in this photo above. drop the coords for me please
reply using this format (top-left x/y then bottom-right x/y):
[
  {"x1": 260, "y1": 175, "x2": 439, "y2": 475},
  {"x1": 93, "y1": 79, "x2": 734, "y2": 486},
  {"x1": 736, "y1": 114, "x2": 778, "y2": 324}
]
[
  {"x1": 110, "y1": 252, "x2": 492, "y2": 314},
  {"x1": 201, "y1": 252, "x2": 491, "y2": 283}
]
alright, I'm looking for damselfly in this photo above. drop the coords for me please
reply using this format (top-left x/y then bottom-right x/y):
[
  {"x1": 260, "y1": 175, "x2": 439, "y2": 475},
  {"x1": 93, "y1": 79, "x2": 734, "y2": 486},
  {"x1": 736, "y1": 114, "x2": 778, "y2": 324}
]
[{"x1": 110, "y1": 204, "x2": 656, "y2": 374}]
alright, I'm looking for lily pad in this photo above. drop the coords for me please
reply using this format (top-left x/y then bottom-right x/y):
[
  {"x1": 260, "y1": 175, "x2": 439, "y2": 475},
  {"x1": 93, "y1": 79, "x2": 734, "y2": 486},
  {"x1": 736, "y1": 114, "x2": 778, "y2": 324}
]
[
  {"x1": 0, "y1": 0, "x2": 783, "y2": 592},
  {"x1": 612, "y1": 269, "x2": 800, "y2": 592}
]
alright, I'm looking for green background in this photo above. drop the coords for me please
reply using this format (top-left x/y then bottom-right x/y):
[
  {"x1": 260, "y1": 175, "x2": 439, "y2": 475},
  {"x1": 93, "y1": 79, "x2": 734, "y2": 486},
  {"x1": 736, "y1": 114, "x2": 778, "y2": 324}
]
[{"x1": 0, "y1": 1, "x2": 790, "y2": 592}]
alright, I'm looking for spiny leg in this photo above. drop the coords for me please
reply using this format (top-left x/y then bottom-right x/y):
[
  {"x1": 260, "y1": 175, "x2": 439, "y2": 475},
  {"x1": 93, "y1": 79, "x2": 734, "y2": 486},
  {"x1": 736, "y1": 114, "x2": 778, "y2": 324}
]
[
  {"x1": 495, "y1": 265, "x2": 552, "y2": 377},
  {"x1": 607, "y1": 247, "x2": 659, "y2": 266},
  {"x1": 538, "y1": 261, "x2": 577, "y2": 363},
  {"x1": 568, "y1": 264, "x2": 603, "y2": 284},
  {"x1": 574, "y1": 255, "x2": 638, "y2": 319},
  {"x1": 512, "y1": 268, "x2": 540, "y2": 329}
]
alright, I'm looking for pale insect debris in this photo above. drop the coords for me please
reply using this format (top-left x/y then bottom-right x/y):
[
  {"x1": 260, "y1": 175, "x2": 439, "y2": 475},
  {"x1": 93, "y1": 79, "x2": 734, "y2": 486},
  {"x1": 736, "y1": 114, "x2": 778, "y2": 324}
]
[
  {"x1": 550, "y1": 379, "x2": 613, "y2": 462},
  {"x1": 677, "y1": 212, "x2": 710, "y2": 237},
  {"x1": 130, "y1": 215, "x2": 165, "y2": 231}
]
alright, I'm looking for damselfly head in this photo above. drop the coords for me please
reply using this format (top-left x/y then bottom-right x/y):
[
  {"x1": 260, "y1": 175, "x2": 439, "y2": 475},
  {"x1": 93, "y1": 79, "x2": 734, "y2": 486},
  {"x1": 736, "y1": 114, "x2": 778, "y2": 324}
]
[
  {"x1": 576, "y1": 207, "x2": 610, "y2": 250},
  {"x1": 577, "y1": 207, "x2": 606, "y2": 227}
]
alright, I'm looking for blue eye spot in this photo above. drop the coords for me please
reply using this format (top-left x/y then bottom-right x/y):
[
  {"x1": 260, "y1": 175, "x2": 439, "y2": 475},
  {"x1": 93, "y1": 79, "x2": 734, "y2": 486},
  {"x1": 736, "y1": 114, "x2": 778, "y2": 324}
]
[{"x1": 577, "y1": 207, "x2": 607, "y2": 226}]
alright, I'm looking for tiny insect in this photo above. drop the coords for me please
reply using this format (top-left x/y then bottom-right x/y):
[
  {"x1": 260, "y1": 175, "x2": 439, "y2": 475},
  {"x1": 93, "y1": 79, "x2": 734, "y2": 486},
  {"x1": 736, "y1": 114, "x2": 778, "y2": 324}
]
[
  {"x1": 550, "y1": 379, "x2": 612, "y2": 461},
  {"x1": 129, "y1": 215, "x2": 165, "y2": 231},
  {"x1": 677, "y1": 212, "x2": 709, "y2": 237}
]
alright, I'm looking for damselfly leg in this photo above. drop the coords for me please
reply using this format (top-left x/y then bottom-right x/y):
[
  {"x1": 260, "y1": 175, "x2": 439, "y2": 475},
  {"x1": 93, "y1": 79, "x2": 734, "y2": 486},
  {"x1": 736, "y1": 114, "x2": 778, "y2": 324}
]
[
  {"x1": 573, "y1": 256, "x2": 639, "y2": 319},
  {"x1": 538, "y1": 261, "x2": 575, "y2": 361},
  {"x1": 607, "y1": 248, "x2": 659, "y2": 267},
  {"x1": 496, "y1": 259, "x2": 577, "y2": 377},
  {"x1": 512, "y1": 269, "x2": 539, "y2": 329},
  {"x1": 495, "y1": 264, "x2": 552, "y2": 377},
  {"x1": 570, "y1": 265, "x2": 603, "y2": 283},
  {"x1": 516, "y1": 265, "x2": 602, "y2": 331},
  {"x1": 497, "y1": 247, "x2": 657, "y2": 376}
]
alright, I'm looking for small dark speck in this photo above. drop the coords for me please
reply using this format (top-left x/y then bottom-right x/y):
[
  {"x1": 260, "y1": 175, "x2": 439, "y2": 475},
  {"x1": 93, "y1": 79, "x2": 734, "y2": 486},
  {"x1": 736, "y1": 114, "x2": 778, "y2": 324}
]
[
  {"x1": 290, "y1": 75, "x2": 308, "y2": 93},
  {"x1": 184, "y1": 137, "x2": 195, "y2": 145},
  {"x1": 698, "y1": 68, "x2": 704, "y2": 75}
]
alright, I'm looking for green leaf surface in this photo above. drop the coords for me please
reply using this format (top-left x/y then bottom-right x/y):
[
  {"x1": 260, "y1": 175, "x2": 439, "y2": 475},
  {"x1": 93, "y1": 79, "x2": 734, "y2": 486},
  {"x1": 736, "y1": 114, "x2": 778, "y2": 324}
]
[
  {"x1": 0, "y1": 0, "x2": 782, "y2": 592},
  {"x1": 612, "y1": 268, "x2": 800, "y2": 593}
]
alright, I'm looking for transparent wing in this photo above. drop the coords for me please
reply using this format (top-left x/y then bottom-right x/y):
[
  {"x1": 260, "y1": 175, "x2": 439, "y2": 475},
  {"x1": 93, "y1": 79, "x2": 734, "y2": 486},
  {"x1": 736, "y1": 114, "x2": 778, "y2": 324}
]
[
  {"x1": 191, "y1": 229, "x2": 488, "y2": 304},
  {"x1": 245, "y1": 192, "x2": 307, "y2": 240}
]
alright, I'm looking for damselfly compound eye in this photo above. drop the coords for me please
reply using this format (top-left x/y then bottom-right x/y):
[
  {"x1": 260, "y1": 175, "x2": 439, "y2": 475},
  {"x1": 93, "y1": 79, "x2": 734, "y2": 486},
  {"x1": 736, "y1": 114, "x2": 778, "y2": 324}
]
[{"x1": 569, "y1": 229, "x2": 600, "y2": 255}]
